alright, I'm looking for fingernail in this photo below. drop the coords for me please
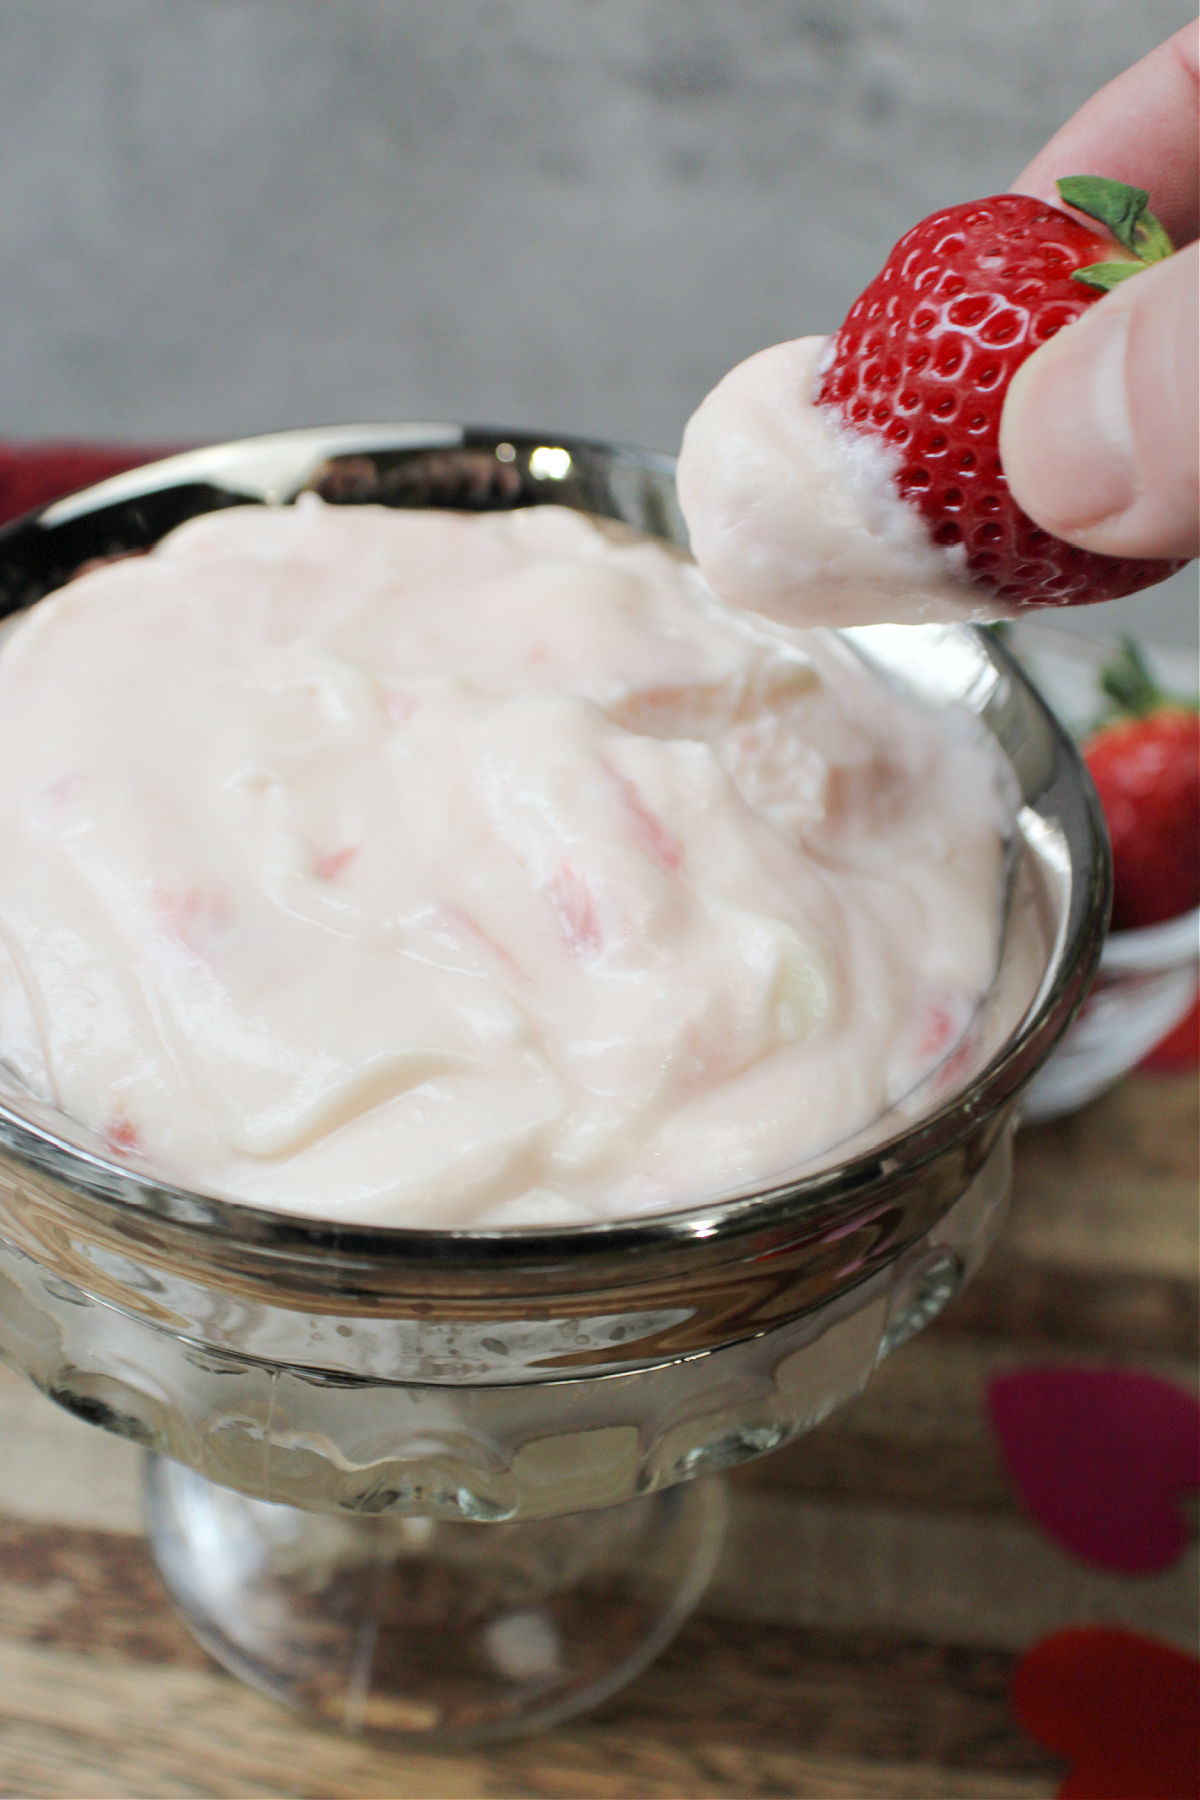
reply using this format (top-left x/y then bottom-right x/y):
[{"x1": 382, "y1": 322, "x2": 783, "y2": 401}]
[{"x1": 1000, "y1": 302, "x2": 1136, "y2": 535}]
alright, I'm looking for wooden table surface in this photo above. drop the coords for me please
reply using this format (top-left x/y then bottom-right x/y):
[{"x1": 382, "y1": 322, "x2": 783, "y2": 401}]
[{"x1": 0, "y1": 1072, "x2": 1195, "y2": 1800}]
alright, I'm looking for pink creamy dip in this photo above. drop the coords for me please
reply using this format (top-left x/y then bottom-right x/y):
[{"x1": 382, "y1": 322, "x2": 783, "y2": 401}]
[
  {"x1": 0, "y1": 499, "x2": 1009, "y2": 1226},
  {"x1": 677, "y1": 335, "x2": 1011, "y2": 629}
]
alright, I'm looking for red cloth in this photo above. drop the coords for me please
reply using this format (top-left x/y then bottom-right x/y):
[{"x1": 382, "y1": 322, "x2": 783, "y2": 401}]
[
  {"x1": 1142, "y1": 996, "x2": 1200, "y2": 1072},
  {"x1": 0, "y1": 442, "x2": 175, "y2": 529}
]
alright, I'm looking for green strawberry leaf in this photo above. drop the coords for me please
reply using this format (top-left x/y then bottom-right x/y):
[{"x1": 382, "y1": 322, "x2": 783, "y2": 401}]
[
  {"x1": 1072, "y1": 260, "x2": 1147, "y2": 292},
  {"x1": 1099, "y1": 640, "x2": 1164, "y2": 717},
  {"x1": 1056, "y1": 176, "x2": 1174, "y2": 263},
  {"x1": 1097, "y1": 640, "x2": 1198, "y2": 724}
]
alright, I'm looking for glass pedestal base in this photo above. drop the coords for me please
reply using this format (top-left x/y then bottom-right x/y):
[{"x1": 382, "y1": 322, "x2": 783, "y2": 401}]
[{"x1": 144, "y1": 1453, "x2": 727, "y2": 1744}]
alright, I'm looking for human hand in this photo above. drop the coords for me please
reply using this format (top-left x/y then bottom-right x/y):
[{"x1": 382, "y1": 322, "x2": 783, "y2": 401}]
[{"x1": 1000, "y1": 23, "x2": 1199, "y2": 563}]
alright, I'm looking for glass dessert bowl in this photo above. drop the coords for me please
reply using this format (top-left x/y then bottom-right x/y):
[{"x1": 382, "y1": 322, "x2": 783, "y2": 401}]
[{"x1": 0, "y1": 428, "x2": 1107, "y2": 1743}]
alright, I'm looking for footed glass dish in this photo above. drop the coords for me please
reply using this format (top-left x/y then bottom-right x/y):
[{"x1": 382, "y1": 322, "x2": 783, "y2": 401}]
[{"x1": 0, "y1": 429, "x2": 1107, "y2": 1742}]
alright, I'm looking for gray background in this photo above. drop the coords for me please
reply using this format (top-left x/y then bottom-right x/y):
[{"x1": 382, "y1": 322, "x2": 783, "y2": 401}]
[{"x1": 1, "y1": 0, "x2": 1195, "y2": 647}]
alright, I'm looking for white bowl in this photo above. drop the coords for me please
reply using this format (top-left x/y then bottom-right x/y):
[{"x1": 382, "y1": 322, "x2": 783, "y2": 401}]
[{"x1": 1009, "y1": 622, "x2": 1199, "y2": 1122}]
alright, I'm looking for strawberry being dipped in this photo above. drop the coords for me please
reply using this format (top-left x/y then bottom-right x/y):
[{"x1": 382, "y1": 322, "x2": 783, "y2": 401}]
[
  {"x1": 1082, "y1": 642, "x2": 1200, "y2": 931},
  {"x1": 677, "y1": 177, "x2": 1187, "y2": 629},
  {"x1": 814, "y1": 178, "x2": 1185, "y2": 610}
]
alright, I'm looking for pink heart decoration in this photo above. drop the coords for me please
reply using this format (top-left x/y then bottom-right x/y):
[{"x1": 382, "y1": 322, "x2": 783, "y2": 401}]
[{"x1": 987, "y1": 1366, "x2": 1199, "y2": 1573}]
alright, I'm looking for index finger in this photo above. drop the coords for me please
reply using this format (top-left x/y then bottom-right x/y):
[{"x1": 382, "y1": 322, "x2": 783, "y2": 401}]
[{"x1": 1012, "y1": 21, "x2": 1199, "y2": 245}]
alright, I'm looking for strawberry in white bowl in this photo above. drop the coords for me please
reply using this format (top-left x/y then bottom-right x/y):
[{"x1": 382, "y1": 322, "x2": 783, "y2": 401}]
[{"x1": 1009, "y1": 628, "x2": 1199, "y2": 1119}]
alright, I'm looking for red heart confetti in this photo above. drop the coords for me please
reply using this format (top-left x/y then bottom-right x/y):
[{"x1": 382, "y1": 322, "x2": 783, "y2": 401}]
[
  {"x1": 1014, "y1": 1627, "x2": 1200, "y2": 1800},
  {"x1": 988, "y1": 1367, "x2": 1200, "y2": 1573}
]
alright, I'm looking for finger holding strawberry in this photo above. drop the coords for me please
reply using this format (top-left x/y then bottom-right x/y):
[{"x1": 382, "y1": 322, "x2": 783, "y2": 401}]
[
  {"x1": 1000, "y1": 234, "x2": 1198, "y2": 570},
  {"x1": 1003, "y1": 20, "x2": 1198, "y2": 565},
  {"x1": 813, "y1": 176, "x2": 1188, "y2": 610},
  {"x1": 678, "y1": 177, "x2": 1192, "y2": 628}
]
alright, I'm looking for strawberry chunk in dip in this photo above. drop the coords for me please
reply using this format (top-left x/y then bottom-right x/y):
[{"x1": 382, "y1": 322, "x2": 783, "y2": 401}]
[{"x1": 0, "y1": 500, "x2": 1009, "y2": 1225}]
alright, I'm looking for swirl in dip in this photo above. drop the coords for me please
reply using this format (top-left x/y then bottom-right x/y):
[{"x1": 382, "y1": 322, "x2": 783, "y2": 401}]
[{"x1": 0, "y1": 499, "x2": 1009, "y2": 1225}]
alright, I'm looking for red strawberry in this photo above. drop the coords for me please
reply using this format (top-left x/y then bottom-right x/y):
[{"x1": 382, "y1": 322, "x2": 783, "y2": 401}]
[
  {"x1": 1082, "y1": 642, "x2": 1200, "y2": 930},
  {"x1": 815, "y1": 177, "x2": 1186, "y2": 609}
]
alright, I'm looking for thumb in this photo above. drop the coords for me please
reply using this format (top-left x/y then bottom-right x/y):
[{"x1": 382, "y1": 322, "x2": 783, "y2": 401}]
[{"x1": 999, "y1": 243, "x2": 1198, "y2": 562}]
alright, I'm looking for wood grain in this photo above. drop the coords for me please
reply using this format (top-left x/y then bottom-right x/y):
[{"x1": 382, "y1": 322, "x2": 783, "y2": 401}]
[
  {"x1": 713, "y1": 1492, "x2": 1198, "y2": 1651},
  {"x1": 0, "y1": 1538, "x2": 1063, "y2": 1780},
  {"x1": 940, "y1": 1252, "x2": 1198, "y2": 1362},
  {"x1": 1004, "y1": 1079, "x2": 1199, "y2": 1278},
  {"x1": 0, "y1": 1633, "x2": 1061, "y2": 1800},
  {"x1": 0, "y1": 1071, "x2": 1195, "y2": 1798}
]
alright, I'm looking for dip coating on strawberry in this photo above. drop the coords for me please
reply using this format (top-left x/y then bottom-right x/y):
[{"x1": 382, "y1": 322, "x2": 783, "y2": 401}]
[
  {"x1": 1082, "y1": 643, "x2": 1200, "y2": 930},
  {"x1": 677, "y1": 177, "x2": 1186, "y2": 627},
  {"x1": 814, "y1": 180, "x2": 1184, "y2": 609}
]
